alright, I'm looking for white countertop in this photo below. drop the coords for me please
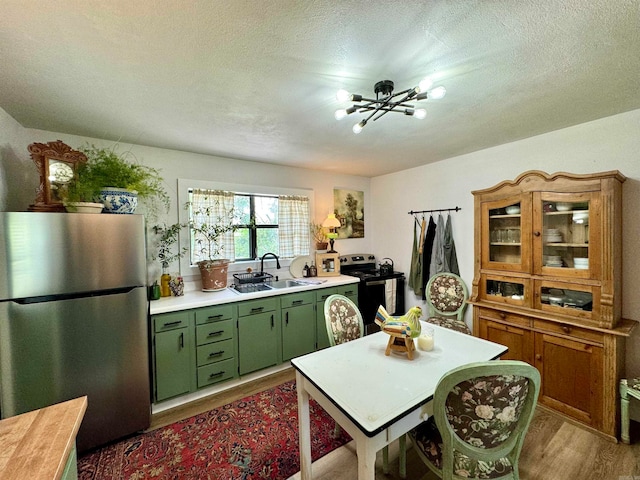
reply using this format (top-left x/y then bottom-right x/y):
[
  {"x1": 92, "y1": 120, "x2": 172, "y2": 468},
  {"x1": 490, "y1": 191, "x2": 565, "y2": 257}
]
[{"x1": 149, "y1": 275, "x2": 359, "y2": 315}]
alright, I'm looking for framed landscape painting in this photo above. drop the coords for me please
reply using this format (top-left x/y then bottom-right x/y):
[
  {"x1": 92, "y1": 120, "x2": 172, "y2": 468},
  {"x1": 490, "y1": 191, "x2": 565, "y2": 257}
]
[{"x1": 333, "y1": 188, "x2": 364, "y2": 239}]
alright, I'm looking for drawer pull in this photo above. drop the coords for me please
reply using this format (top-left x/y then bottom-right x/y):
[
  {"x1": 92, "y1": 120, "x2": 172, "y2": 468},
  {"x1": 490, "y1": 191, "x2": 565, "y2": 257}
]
[
  {"x1": 208, "y1": 350, "x2": 224, "y2": 358},
  {"x1": 536, "y1": 354, "x2": 542, "y2": 361},
  {"x1": 208, "y1": 314, "x2": 223, "y2": 320},
  {"x1": 207, "y1": 330, "x2": 224, "y2": 337},
  {"x1": 286, "y1": 312, "x2": 289, "y2": 325},
  {"x1": 344, "y1": 290, "x2": 354, "y2": 295},
  {"x1": 271, "y1": 314, "x2": 274, "y2": 328},
  {"x1": 179, "y1": 332, "x2": 184, "y2": 348},
  {"x1": 499, "y1": 312, "x2": 506, "y2": 319},
  {"x1": 292, "y1": 300, "x2": 303, "y2": 305},
  {"x1": 209, "y1": 371, "x2": 225, "y2": 378},
  {"x1": 562, "y1": 326, "x2": 571, "y2": 333},
  {"x1": 534, "y1": 231, "x2": 541, "y2": 237},
  {"x1": 251, "y1": 307, "x2": 264, "y2": 313},
  {"x1": 163, "y1": 320, "x2": 182, "y2": 327}
]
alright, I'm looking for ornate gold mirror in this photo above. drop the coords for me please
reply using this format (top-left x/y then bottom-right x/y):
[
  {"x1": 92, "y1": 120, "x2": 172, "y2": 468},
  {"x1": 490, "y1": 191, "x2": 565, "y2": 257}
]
[{"x1": 28, "y1": 140, "x2": 87, "y2": 212}]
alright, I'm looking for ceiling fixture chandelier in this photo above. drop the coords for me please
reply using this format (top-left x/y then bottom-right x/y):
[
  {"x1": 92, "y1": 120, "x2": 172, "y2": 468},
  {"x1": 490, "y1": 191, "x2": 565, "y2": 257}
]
[{"x1": 334, "y1": 77, "x2": 446, "y2": 134}]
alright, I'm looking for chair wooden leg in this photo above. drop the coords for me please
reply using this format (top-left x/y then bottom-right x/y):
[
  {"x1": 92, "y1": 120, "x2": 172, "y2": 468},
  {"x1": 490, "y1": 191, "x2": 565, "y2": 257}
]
[{"x1": 620, "y1": 379, "x2": 631, "y2": 444}]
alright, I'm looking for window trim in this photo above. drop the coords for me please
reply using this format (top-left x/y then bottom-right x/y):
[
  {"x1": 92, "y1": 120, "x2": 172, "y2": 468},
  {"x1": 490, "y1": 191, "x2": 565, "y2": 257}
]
[{"x1": 178, "y1": 179, "x2": 314, "y2": 278}]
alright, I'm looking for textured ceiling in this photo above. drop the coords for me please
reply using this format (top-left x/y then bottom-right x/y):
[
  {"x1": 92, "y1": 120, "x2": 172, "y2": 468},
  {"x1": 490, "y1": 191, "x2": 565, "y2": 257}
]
[{"x1": 1, "y1": 0, "x2": 639, "y2": 177}]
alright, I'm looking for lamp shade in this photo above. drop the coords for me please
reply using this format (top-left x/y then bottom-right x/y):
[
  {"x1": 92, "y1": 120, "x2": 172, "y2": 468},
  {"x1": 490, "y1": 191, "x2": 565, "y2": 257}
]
[{"x1": 322, "y1": 213, "x2": 341, "y2": 228}]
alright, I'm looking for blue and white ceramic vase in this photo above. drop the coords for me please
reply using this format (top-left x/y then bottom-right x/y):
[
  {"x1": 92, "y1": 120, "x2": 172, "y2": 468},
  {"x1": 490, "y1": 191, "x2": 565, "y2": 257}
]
[{"x1": 99, "y1": 187, "x2": 138, "y2": 214}]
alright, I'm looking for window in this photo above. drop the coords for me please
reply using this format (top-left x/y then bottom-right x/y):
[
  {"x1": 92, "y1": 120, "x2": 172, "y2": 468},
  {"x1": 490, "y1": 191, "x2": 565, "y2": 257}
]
[
  {"x1": 230, "y1": 193, "x2": 280, "y2": 260},
  {"x1": 185, "y1": 186, "x2": 310, "y2": 266}
]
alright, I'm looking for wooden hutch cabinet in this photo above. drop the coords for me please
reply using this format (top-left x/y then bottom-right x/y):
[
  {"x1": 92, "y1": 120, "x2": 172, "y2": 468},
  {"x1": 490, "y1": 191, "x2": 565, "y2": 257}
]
[{"x1": 470, "y1": 170, "x2": 636, "y2": 441}]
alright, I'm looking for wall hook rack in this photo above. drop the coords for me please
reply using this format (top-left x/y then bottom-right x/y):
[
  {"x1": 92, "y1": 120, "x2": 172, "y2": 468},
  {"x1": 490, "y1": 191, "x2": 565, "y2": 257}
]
[{"x1": 408, "y1": 206, "x2": 461, "y2": 215}]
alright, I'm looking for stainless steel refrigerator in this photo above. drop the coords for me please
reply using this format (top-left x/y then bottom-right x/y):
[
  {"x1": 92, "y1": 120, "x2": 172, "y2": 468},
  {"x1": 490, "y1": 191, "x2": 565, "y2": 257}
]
[{"x1": 0, "y1": 212, "x2": 150, "y2": 452}]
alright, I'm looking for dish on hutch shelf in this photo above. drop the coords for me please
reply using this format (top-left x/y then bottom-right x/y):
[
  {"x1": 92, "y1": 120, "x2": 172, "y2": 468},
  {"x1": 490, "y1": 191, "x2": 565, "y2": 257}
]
[{"x1": 505, "y1": 205, "x2": 521, "y2": 214}]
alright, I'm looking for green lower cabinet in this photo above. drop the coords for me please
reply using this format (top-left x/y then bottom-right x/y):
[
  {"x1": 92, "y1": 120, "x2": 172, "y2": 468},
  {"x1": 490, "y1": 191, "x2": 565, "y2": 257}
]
[
  {"x1": 151, "y1": 284, "x2": 359, "y2": 404},
  {"x1": 195, "y1": 306, "x2": 238, "y2": 389},
  {"x1": 238, "y1": 298, "x2": 281, "y2": 375},
  {"x1": 155, "y1": 326, "x2": 192, "y2": 401},
  {"x1": 282, "y1": 291, "x2": 316, "y2": 361}
]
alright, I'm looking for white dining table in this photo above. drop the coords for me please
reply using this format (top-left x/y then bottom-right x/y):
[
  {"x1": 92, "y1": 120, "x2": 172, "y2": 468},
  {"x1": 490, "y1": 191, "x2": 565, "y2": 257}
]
[{"x1": 291, "y1": 321, "x2": 508, "y2": 480}]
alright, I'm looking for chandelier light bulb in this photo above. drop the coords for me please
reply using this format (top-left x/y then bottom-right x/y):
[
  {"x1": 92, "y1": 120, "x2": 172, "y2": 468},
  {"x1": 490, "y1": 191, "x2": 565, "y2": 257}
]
[
  {"x1": 429, "y1": 86, "x2": 447, "y2": 99},
  {"x1": 336, "y1": 89, "x2": 351, "y2": 102},
  {"x1": 414, "y1": 108, "x2": 427, "y2": 119},
  {"x1": 417, "y1": 77, "x2": 433, "y2": 93},
  {"x1": 353, "y1": 120, "x2": 366, "y2": 134},
  {"x1": 335, "y1": 109, "x2": 348, "y2": 120}
]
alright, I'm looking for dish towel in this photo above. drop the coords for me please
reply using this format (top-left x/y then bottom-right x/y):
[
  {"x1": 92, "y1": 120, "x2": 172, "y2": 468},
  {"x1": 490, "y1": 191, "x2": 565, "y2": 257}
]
[{"x1": 385, "y1": 278, "x2": 397, "y2": 314}]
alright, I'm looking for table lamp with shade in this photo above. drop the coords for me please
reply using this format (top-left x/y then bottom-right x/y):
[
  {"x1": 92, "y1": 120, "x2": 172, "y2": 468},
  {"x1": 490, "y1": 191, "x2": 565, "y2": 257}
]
[{"x1": 322, "y1": 213, "x2": 341, "y2": 253}]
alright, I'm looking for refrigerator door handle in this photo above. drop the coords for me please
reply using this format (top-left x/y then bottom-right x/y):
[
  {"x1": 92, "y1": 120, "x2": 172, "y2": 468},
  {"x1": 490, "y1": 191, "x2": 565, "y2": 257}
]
[{"x1": 11, "y1": 287, "x2": 139, "y2": 305}]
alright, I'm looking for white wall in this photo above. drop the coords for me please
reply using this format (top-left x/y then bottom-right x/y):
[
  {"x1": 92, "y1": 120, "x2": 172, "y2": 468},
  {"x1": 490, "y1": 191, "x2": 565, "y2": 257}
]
[
  {"x1": 0, "y1": 107, "x2": 33, "y2": 211},
  {"x1": 370, "y1": 108, "x2": 640, "y2": 376}
]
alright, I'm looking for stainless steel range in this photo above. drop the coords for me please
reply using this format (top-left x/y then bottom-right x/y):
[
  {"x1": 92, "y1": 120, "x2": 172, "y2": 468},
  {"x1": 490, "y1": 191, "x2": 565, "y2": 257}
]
[{"x1": 339, "y1": 254, "x2": 405, "y2": 334}]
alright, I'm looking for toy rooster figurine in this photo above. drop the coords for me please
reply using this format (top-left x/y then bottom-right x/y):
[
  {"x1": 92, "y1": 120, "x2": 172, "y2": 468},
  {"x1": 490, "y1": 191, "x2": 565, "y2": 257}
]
[{"x1": 375, "y1": 305, "x2": 423, "y2": 360}]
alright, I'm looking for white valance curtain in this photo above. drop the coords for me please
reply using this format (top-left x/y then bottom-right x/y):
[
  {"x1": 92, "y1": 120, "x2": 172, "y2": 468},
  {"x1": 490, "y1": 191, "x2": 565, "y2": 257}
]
[
  {"x1": 190, "y1": 189, "x2": 236, "y2": 263},
  {"x1": 278, "y1": 195, "x2": 310, "y2": 258}
]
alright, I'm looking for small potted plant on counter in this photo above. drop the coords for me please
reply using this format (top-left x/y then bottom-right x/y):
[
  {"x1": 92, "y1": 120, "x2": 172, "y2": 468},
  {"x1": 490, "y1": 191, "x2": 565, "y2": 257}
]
[
  {"x1": 311, "y1": 222, "x2": 329, "y2": 251},
  {"x1": 187, "y1": 194, "x2": 240, "y2": 291},
  {"x1": 151, "y1": 223, "x2": 187, "y2": 297}
]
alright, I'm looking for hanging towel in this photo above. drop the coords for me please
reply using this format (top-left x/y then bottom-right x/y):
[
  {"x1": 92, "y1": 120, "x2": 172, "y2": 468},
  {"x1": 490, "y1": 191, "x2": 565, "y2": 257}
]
[
  {"x1": 428, "y1": 214, "x2": 446, "y2": 280},
  {"x1": 409, "y1": 218, "x2": 423, "y2": 296},
  {"x1": 443, "y1": 213, "x2": 459, "y2": 275},
  {"x1": 385, "y1": 278, "x2": 397, "y2": 314},
  {"x1": 421, "y1": 216, "x2": 437, "y2": 300}
]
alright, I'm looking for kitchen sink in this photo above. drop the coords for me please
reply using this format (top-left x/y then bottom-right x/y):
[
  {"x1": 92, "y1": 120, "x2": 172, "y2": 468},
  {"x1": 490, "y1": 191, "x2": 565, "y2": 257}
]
[{"x1": 270, "y1": 279, "x2": 306, "y2": 289}]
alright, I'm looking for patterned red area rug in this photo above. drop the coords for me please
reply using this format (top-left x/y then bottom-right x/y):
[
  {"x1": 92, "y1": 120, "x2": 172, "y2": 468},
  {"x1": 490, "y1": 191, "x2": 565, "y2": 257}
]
[{"x1": 78, "y1": 380, "x2": 351, "y2": 479}]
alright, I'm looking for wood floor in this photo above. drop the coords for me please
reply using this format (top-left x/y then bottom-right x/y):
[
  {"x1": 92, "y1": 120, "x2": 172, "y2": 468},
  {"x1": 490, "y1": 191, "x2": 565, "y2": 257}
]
[{"x1": 151, "y1": 368, "x2": 640, "y2": 480}]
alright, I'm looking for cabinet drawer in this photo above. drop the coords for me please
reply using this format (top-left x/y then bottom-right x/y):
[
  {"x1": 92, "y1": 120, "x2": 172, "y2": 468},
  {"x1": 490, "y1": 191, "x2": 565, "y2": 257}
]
[
  {"x1": 316, "y1": 287, "x2": 338, "y2": 303},
  {"x1": 195, "y1": 304, "x2": 234, "y2": 325},
  {"x1": 197, "y1": 358, "x2": 236, "y2": 388},
  {"x1": 281, "y1": 291, "x2": 315, "y2": 308},
  {"x1": 337, "y1": 284, "x2": 358, "y2": 298},
  {"x1": 477, "y1": 307, "x2": 531, "y2": 328},
  {"x1": 533, "y1": 319, "x2": 604, "y2": 344},
  {"x1": 153, "y1": 311, "x2": 190, "y2": 333},
  {"x1": 237, "y1": 297, "x2": 278, "y2": 317},
  {"x1": 196, "y1": 338, "x2": 235, "y2": 366},
  {"x1": 196, "y1": 319, "x2": 234, "y2": 346}
]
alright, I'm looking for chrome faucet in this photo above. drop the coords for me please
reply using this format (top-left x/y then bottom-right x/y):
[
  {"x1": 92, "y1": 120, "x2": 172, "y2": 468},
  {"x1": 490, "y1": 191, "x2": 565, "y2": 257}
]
[{"x1": 260, "y1": 252, "x2": 281, "y2": 273}]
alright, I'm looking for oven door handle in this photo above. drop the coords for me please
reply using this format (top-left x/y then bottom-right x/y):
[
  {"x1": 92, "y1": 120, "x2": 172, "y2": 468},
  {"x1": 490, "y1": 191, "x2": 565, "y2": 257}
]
[{"x1": 365, "y1": 279, "x2": 388, "y2": 286}]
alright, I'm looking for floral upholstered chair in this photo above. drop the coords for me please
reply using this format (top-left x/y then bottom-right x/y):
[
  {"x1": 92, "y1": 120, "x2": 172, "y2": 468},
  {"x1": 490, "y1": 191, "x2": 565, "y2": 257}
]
[
  {"x1": 409, "y1": 360, "x2": 540, "y2": 480},
  {"x1": 324, "y1": 294, "x2": 364, "y2": 346},
  {"x1": 324, "y1": 294, "x2": 407, "y2": 477},
  {"x1": 620, "y1": 377, "x2": 640, "y2": 444},
  {"x1": 425, "y1": 272, "x2": 472, "y2": 335}
]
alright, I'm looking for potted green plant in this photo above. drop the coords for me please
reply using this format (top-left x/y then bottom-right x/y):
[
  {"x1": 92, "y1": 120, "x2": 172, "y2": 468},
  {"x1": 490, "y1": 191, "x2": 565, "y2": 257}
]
[
  {"x1": 151, "y1": 223, "x2": 187, "y2": 297},
  {"x1": 66, "y1": 144, "x2": 170, "y2": 219},
  {"x1": 310, "y1": 222, "x2": 329, "y2": 251},
  {"x1": 187, "y1": 198, "x2": 240, "y2": 291},
  {"x1": 61, "y1": 164, "x2": 105, "y2": 213}
]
